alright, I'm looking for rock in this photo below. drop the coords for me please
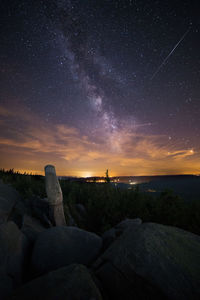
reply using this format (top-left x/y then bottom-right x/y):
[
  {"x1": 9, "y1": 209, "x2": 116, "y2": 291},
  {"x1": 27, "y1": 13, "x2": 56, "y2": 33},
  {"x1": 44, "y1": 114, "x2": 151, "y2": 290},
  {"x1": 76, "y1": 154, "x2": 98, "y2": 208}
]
[
  {"x1": 0, "y1": 267, "x2": 13, "y2": 300},
  {"x1": 9, "y1": 200, "x2": 26, "y2": 229},
  {"x1": 0, "y1": 181, "x2": 21, "y2": 224},
  {"x1": 21, "y1": 214, "x2": 47, "y2": 243},
  {"x1": 0, "y1": 181, "x2": 21, "y2": 204},
  {"x1": 0, "y1": 221, "x2": 29, "y2": 287},
  {"x1": 0, "y1": 196, "x2": 15, "y2": 225},
  {"x1": 31, "y1": 226, "x2": 102, "y2": 276},
  {"x1": 44, "y1": 165, "x2": 66, "y2": 226},
  {"x1": 94, "y1": 222, "x2": 200, "y2": 300},
  {"x1": 102, "y1": 218, "x2": 142, "y2": 250},
  {"x1": 10, "y1": 264, "x2": 103, "y2": 300},
  {"x1": 102, "y1": 228, "x2": 116, "y2": 250},
  {"x1": 114, "y1": 217, "x2": 142, "y2": 235},
  {"x1": 29, "y1": 196, "x2": 53, "y2": 227}
]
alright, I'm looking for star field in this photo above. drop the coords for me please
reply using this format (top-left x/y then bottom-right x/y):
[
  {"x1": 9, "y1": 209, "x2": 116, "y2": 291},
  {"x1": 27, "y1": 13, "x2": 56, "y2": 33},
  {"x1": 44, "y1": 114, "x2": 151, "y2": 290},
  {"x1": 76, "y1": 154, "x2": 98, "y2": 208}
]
[{"x1": 0, "y1": 0, "x2": 200, "y2": 176}]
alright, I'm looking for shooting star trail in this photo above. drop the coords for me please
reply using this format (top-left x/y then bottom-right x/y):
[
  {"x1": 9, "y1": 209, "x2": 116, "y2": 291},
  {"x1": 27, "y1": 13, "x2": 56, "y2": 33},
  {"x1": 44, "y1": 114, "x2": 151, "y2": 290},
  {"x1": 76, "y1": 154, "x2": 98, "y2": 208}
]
[{"x1": 151, "y1": 28, "x2": 191, "y2": 80}]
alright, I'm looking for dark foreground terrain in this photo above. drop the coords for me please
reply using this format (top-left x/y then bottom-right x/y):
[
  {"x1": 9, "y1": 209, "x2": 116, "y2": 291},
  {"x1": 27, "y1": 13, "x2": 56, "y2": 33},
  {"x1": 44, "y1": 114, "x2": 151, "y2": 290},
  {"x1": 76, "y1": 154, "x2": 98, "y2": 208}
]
[
  {"x1": 1, "y1": 169, "x2": 199, "y2": 235},
  {"x1": 0, "y1": 168, "x2": 200, "y2": 300}
]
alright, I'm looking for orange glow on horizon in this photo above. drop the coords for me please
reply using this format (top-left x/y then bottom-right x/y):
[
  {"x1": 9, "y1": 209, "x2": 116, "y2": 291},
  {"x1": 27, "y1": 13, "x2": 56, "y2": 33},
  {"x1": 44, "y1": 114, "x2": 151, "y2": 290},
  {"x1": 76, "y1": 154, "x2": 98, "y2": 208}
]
[
  {"x1": 2, "y1": 167, "x2": 199, "y2": 178},
  {"x1": 0, "y1": 104, "x2": 200, "y2": 177}
]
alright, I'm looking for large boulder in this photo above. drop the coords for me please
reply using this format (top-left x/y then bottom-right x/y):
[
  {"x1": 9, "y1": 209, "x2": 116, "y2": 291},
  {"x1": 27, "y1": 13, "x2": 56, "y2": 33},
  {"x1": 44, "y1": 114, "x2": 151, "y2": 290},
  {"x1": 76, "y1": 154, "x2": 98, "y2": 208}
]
[
  {"x1": 0, "y1": 181, "x2": 21, "y2": 224},
  {"x1": 114, "y1": 217, "x2": 142, "y2": 234},
  {"x1": 31, "y1": 226, "x2": 102, "y2": 276},
  {"x1": 10, "y1": 264, "x2": 103, "y2": 300},
  {"x1": 21, "y1": 214, "x2": 47, "y2": 243},
  {"x1": 102, "y1": 218, "x2": 142, "y2": 249},
  {"x1": 0, "y1": 267, "x2": 13, "y2": 300},
  {"x1": 0, "y1": 222, "x2": 29, "y2": 288},
  {"x1": 94, "y1": 222, "x2": 200, "y2": 300}
]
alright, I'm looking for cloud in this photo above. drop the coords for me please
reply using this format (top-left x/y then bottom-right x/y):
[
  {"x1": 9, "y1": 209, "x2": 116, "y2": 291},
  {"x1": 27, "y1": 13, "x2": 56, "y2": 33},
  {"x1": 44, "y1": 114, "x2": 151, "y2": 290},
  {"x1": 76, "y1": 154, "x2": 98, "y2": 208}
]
[
  {"x1": 167, "y1": 149, "x2": 194, "y2": 159},
  {"x1": 0, "y1": 104, "x2": 199, "y2": 176}
]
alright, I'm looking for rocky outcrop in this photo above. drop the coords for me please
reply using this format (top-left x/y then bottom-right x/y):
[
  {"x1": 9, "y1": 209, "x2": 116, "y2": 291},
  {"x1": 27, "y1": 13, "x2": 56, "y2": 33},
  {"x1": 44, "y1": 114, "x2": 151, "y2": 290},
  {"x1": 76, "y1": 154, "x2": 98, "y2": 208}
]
[
  {"x1": 0, "y1": 181, "x2": 21, "y2": 225},
  {"x1": 0, "y1": 176, "x2": 200, "y2": 300},
  {"x1": 10, "y1": 264, "x2": 103, "y2": 300},
  {"x1": 94, "y1": 222, "x2": 200, "y2": 300},
  {"x1": 0, "y1": 267, "x2": 13, "y2": 300},
  {"x1": 0, "y1": 221, "x2": 29, "y2": 299},
  {"x1": 114, "y1": 217, "x2": 142, "y2": 233},
  {"x1": 44, "y1": 165, "x2": 66, "y2": 226},
  {"x1": 31, "y1": 226, "x2": 102, "y2": 276}
]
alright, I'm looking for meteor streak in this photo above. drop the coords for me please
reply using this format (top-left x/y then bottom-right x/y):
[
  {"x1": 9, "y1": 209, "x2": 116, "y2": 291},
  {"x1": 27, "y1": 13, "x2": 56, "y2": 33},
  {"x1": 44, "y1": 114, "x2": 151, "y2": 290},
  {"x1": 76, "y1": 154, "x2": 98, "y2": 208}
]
[{"x1": 151, "y1": 28, "x2": 191, "y2": 80}]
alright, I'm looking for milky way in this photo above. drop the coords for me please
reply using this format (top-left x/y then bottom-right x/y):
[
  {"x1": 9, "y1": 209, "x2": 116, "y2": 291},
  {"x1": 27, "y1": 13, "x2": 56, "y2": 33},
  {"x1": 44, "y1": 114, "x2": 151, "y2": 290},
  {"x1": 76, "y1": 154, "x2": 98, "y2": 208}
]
[
  {"x1": 0, "y1": 0, "x2": 199, "y2": 175},
  {"x1": 51, "y1": 0, "x2": 129, "y2": 146}
]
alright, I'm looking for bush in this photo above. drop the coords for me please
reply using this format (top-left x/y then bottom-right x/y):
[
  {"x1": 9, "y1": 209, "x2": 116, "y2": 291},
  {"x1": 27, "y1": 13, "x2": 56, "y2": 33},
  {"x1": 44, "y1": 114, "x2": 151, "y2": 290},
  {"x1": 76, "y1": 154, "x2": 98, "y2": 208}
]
[
  {"x1": 0, "y1": 168, "x2": 45, "y2": 199},
  {"x1": 0, "y1": 169, "x2": 199, "y2": 235}
]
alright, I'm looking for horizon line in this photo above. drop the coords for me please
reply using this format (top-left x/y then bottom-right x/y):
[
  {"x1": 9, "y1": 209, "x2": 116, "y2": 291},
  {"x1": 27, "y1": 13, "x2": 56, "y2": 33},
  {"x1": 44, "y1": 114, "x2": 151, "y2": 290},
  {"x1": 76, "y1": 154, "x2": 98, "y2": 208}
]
[{"x1": 1, "y1": 168, "x2": 199, "y2": 178}]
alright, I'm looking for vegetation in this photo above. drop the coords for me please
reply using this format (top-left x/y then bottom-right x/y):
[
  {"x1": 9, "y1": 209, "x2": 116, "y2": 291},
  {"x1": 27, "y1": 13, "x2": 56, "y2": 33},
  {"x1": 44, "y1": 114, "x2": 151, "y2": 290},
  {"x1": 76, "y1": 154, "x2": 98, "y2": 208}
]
[
  {"x1": 0, "y1": 169, "x2": 200, "y2": 235},
  {"x1": 104, "y1": 169, "x2": 110, "y2": 183},
  {"x1": 0, "y1": 168, "x2": 46, "y2": 198}
]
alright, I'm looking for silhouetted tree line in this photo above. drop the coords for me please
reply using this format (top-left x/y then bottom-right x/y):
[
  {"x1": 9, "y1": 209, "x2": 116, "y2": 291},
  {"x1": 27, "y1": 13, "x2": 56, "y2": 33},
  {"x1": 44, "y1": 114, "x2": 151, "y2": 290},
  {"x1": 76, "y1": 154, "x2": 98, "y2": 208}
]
[{"x1": 0, "y1": 169, "x2": 199, "y2": 235}]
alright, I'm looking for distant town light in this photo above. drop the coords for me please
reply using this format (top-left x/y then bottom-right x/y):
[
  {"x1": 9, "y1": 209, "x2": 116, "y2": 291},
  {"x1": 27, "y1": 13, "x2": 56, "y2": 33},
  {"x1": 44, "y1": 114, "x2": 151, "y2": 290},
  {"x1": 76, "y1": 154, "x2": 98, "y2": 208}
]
[{"x1": 82, "y1": 172, "x2": 92, "y2": 178}]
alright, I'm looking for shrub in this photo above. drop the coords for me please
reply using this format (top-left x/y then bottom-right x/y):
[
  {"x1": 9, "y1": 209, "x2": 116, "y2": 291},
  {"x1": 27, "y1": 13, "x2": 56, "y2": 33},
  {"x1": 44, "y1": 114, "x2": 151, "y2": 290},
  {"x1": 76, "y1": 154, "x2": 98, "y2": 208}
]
[{"x1": 0, "y1": 169, "x2": 199, "y2": 235}]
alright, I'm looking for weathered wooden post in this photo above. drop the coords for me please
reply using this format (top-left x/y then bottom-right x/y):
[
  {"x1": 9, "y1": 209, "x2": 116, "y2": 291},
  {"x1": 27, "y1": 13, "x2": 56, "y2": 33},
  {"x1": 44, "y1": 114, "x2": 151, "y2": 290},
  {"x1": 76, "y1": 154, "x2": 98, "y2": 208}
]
[{"x1": 44, "y1": 165, "x2": 66, "y2": 226}]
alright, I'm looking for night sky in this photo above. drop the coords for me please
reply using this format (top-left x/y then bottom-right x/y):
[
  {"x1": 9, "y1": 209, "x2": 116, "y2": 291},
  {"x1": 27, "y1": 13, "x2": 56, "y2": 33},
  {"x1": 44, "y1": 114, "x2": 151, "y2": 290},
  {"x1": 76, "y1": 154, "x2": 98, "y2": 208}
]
[{"x1": 0, "y1": 0, "x2": 199, "y2": 176}]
